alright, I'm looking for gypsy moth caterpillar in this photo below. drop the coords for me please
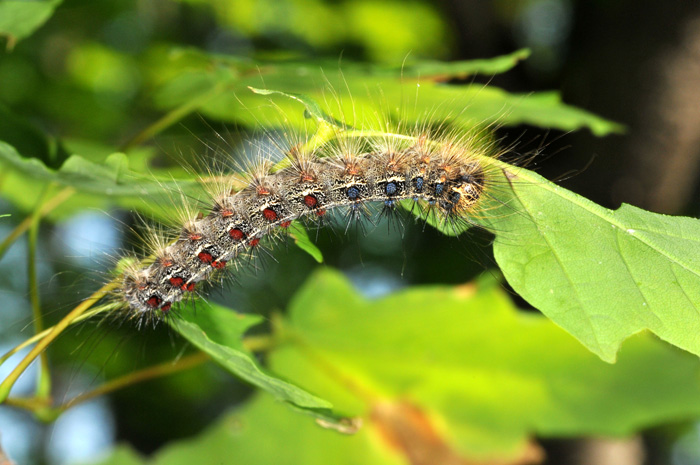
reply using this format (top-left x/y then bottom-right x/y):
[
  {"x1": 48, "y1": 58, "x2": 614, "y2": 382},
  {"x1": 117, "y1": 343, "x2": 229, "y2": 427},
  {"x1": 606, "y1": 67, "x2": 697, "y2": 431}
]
[{"x1": 114, "y1": 104, "x2": 524, "y2": 324}]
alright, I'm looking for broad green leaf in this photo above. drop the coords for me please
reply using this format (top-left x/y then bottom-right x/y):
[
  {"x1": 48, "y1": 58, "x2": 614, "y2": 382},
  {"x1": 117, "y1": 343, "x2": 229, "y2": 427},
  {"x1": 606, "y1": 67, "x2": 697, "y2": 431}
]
[
  {"x1": 478, "y1": 165, "x2": 700, "y2": 362},
  {"x1": 268, "y1": 269, "x2": 700, "y2": 461},
  {"x1": 0, "y1": 0, "x2": 62, "y2": 48},
  {"x1": 169, "y1": 301, "x2": 338, "y2": 421},
  {"x1": 416, "y1": 155, "x2": 700, "y2": 362},
  {"x1": 93, "y1": 394, "x2": 402, "y2": 465},
  {"x1": 151, "y1": 49, "x2": 621, "y2": 136},
  {"x1": 152, "y1": 394, "x2": 402, "y2": 465},
  {"x1": 0, "y1": 141, "x2": 201, "y2": 221},
  {"x1": 0, "y1": 142, "x2": 191, "y2": 197}
]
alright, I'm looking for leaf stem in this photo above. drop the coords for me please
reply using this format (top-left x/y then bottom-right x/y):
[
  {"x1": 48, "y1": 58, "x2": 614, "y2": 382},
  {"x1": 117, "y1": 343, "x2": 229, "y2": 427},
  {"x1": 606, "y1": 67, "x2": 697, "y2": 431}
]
[
  {"x1": 53, "y1": 351, "x2": 211, "y2": 418},
  {"x1": 3, "y1": 396, "x2": 48, "y2": 411}
]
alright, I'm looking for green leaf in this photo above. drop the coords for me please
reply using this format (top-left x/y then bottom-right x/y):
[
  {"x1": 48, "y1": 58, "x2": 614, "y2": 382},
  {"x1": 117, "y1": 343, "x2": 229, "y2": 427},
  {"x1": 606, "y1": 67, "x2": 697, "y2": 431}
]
[
  {"x1": 169, "y1": 301, "x2": 338, "y2": 421},
  {"x1": 85, "y1": 270, "x2": 700, "y2": 465},
  {"x1": 152, "y1": 49, "x2": 621, "y2": 136},
  {"x1": 152, "y1": 394, "x2": 401, "y2": 465},
  {"x1": 395, "y1": 49, "x2": 531, "y2": 78},
  {"x1": 248, "y1": 87, "x2": 346, "y2": 128},
  {"x1": 492, "y1": 90, "x2": 623, "y2": 137},
  {"x1": 0, "y1": 142, "x2": 187, "y2": 196},
  {"x1": 0, "y1": 0, "x2": 62, "y2": 49},
  {"x1": 268, "y1": 269, "x2": 700, "y2": 460},
  {"x1": 94, "y1": 394, "x2": 401, "y2": 465},
  {"x1": 478, "y1": 166, "x2": 700, "y2": 362},
  {"x1": 401, "y1": 151, "x2": 700, "y2": 363},
  {"x1": 0, "y1": 141, "x2": 201, "y2": 221},
  {"x1": 288, "y1": 222, "x2": 323, "y2": 263},
  {"x1": 250, "y1": 49, "x2": 531, "y2": 98}
]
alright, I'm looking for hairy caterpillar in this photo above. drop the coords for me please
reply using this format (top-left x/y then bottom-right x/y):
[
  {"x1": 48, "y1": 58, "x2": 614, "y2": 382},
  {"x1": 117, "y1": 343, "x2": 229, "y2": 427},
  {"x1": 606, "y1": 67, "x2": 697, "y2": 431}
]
[{"x1": 117, "y1": 120, "x2": 510, "y2": 324}]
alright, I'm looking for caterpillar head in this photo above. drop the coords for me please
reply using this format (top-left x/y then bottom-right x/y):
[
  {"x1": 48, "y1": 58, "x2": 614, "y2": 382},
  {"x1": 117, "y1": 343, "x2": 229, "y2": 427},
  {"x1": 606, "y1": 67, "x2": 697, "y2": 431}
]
[{"x1": 442, "y1": 166, "x2": 486, "y2": 213}]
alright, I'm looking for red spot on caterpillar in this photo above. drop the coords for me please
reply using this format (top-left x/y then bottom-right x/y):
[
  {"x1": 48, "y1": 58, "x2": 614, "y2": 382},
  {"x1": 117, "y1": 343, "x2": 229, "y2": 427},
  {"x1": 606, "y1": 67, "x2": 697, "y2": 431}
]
[
  {"x1": 303, "y1": 195, "x2": 318, "y2": 208},
  {"x1": 160, "y1": 302, "x2": 172, "y2": 312},
  {"x1": 316, "y1": 209, "x2": 326, "y2": 217},
  {"x1": 263, "y1": 208, "x2": 277, "y2": 221},
  {"x1": 221, "y1": 209, "x2": 233, "y2": 218},
  {"x1": 198, "y1": 251, "x2": 213, "y2": 263},
  {"x1": 249, "y1": 238, "x2": 260, "y2": 247},
  {"x1": 160, "y1": 258, "x2": 173, "y2": 267},
  {"x1": 229, "y1": 228, "x2": 245, "y2": 240},
  {"x1": 301, "y1": 173, "x2": 315, "y2": 182},
  {"x1": 257, "y1": 186, "x2": 270, "y2": 195},
  {"x1": 212, "y1": 260, "x2": 227, "y2": 269},
  {"x1": 281, "y1": 221, "x2": 291, "y2": 228},
  {"x1": 189, "y1": 233, "x2": 203, "y2": 241},
  {"x1": 146, "y1": 295, "x2": 161, "y2": 309},
  {"x1": 170, "y1": 276, "x2": 195, "y2": 292}
]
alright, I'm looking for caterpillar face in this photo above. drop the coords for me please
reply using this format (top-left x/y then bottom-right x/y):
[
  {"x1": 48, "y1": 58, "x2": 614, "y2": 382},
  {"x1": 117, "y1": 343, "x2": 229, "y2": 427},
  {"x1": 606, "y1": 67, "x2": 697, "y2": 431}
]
[{"x1": 448, "y1": 169, "x2": 486, "y2": 212}]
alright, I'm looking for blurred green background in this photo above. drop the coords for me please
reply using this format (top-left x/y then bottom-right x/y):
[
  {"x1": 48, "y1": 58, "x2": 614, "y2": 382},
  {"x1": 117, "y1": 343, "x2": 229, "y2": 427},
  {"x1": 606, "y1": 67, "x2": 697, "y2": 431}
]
[{"x1": 2, "y1": 1, "x2": 700, "y2": 464}]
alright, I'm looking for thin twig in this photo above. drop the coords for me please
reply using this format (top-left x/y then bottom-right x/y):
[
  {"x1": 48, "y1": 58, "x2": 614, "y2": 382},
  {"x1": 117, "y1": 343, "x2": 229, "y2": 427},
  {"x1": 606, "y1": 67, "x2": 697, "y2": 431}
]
[
  {"x1": 0, "y1": 280, "x2": 120, "y2": 403},
  {"x1": 56, "y1": 351, "x2": 211, "y2": 415},
  {"x1": 4, "y1": 331, "x2": 277, "y2": 419},
  {"x1": 121, "y1": 82, "x2": 227, "y2": 151},
  {"x1": 27, "y1": 186, "x2": 52, "y2": 400},
  {"x1": 0, "y1": 305, "x2": 116, "y2": 367}
]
